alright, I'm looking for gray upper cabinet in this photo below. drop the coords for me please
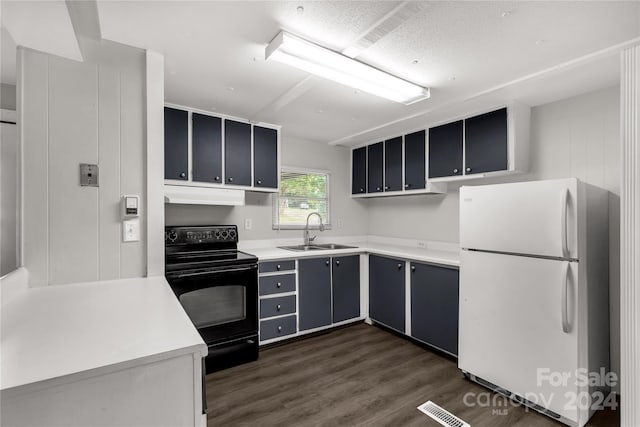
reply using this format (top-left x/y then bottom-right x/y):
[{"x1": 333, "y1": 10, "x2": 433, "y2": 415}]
[
  {"x1": 299, "y1": 258, "x2": 332, "y2": 331},
  {"x1": 164, "y1": 105, "x2": 281, "y2": 192},
  {"x1": 351, "y1": 146, "x2": 367, "y2": 194},
  {"x1": 404, "y1": 130, "x2": 426, "y2": 190},
  {"x1": 164, "y1": 107, "x2": 189, "y2": 180},
  {"x1": 367, "y1": 142, "x2": 384, "y2": 193},
  {"x1": 428, "y1": 120, "x2": 463, "y2": 179},
  {"x1": 224, "y1": 120, "x2": 252, "y2": 186},
  {"x1": 332, "y1": 255, "x2": 360, "y2": 323},
  {"x1": 192, "y1": 113, "x2": 222, "y2": 183},
  {"x1": 369, "y1": 255, "x2": 405, "y2": 332},
  {"x1": 253, "y1": 125, "x2": 278, "y2": 189},
  {"x1": 384, "y1": 137, "x2": 402, "y2": 192},
  {"x1": 410, "y1": 262, "x2": 459, "y2": 356},
  {"x1": 464, "y1": 108, "x2": 508, "y2": 174}
]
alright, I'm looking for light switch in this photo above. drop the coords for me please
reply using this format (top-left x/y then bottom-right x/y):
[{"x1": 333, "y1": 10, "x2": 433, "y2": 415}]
[{"x1": 123, "y1": 219, "x2": 140, "y2": 242}]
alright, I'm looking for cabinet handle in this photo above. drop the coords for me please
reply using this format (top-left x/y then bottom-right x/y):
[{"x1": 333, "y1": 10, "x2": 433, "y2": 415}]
[
  {"x1": 215, "y1": 176, "x2": 220, "y2": 181},
  {"x1": 360, "y1": 188, "x2": 364, "y2": 192},
  {"x1": 277, "y1": 326, "x2": 282, "y2": 332},
  {"x1": 276, "y1": 282, "x2": 281, "y2": 288},
  {"x1": 179, "y1": 172, "x2": 186, "y2": 178},
  {"x1": 276, "y1": 264, "x2": 281, "y2": 270},
  {"x1": 228, "y1": 177, "x2": 234, "y2": 183},
  {"x1": 397, "y1": 263, "x2": 403, "y2": 269},
  {"x1": 335, "y1": 260, "x2": 340, "y2": 266},
  {"x1": 466, "y1": 167, "x2": 472, "y2": 173},
  {"x1": 404, "y1": 184, "x2": 410, "y2": 189},
  {"x1": 276, "y1": 304, "x2": 281, "y2": 311},
  {"x1": 325, "y1": 260, "x2": 330, "y2": 266},
  {"x1": 453, "y1": 168, "x2": 459, "y2": 174},
  {"x1": 376, "y1": 187, "x2": 381, "y2": 191},
  {"x1": 257, "y1": 179, "x2": 262, "y2": 185},
  {"x1": 411, "y1": 266, "x2": 416, "y2": 272},
  {"x1": 384, "y1": 186, "x2": 390, "y2": 190}
]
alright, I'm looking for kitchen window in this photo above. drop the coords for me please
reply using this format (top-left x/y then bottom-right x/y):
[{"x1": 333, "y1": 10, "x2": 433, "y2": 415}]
[{"x1": 273, "y1": 168, "x2": 330, "y2": 230}]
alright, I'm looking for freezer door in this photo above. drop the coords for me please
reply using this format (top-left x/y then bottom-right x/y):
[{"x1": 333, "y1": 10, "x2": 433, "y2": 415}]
[
  {"x1": 458, "y1": 250, "x2": 581, "y2": 423},
  {"x1": 460, "y1": 178, "x2": 578, "y2": 259}
]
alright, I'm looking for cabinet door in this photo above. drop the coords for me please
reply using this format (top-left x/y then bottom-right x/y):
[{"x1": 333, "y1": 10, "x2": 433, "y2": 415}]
[
  {"x1": 299, "y1": 258, "x2": 332, "y2": 331},
  {"x1": 404, "y1": 130, "x2": 426, "y2": 190},
  {"x1": 369, "y1": 255, "x2": 405, "y2": 332},
  {"x1": 384, "y1": 137, "x2": 402, "y2": 192},
  {"x1": 253, "y1": 126, "x2": 278, "y2": 188},
  {"x1": 464, "y1": 108, "x2": 508, "y2": 174},
  {"x1": 192, "y1": 113, "x2": 222, "y2": 183},
  {"x1": 410, "y1": 262, "x2": 459, "y2": 355},
  {"x1": 351, "y1": 147, "x2": 367, "y2": 194},
  {"x1": 367, "y1": 142, "x2": 384, "y2": 193},
  {"x1": 224, "y1": 120, "x2": 251, "y2": 186},
  {"x1": 428, "y1": 120, "x2": 463, "y2": 178},
  {"x1": 332, "y1": 255, "x2": 360, "y2": 323},
  {"x1": 164, "y1": 107, "x2": 188, "y2": 180}
]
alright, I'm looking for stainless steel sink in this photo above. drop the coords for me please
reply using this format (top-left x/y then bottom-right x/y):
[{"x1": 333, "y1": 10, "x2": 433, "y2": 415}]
[
  {"x1": 312, "y1": 243, "x2": 358, "y2": 250},
  {"x1": 278, "y1": 245, "x2": 321, "y2": 251},
  {"x1": 278, "y1": 243, "x2": 358, "y2": 252}
]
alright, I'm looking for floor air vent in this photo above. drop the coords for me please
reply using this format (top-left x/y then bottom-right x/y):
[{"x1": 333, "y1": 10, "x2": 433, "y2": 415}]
[{"x1": 417, "y1": 401, "x2": 470, "y2": 427}]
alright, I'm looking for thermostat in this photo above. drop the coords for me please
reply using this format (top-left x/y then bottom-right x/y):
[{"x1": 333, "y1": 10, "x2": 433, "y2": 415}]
[{"x1": 122, "y1": 195, "x2": 140, "y2": 218}]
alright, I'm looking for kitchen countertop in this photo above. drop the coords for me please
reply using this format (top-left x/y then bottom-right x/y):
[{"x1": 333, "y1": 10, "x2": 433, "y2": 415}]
[
  {"x1": 242, "y1": 237, "x2": 460, "y2": 267},
  {"x1": 1, "y1": 275, "x2": 207, "y2": 394}
]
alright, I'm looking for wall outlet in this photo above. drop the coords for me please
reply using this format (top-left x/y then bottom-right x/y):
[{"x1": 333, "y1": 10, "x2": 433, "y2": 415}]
[
  {"x1": 417, "y1": 241, "x2": 426, "y2": 248},
  {"x1": 336, "y1": 218, "x2": 343, "y2": 229},
  {"x1": 244, "y1": 218, "x2": 252, "y2": 230},
  {"x1": 123, "y1": 219, "x2": 140, "y2": 242}
]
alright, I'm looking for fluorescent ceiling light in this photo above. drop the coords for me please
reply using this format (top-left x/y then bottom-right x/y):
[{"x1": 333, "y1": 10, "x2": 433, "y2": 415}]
[{"x1": 265, "y1": 31, "x2": 430, "y2": 105}]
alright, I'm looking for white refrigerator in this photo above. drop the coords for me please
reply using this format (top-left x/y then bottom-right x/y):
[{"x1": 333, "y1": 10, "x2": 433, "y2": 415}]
[{"x1": 458, "y1": 178, "x2": 610, "y2": 427}]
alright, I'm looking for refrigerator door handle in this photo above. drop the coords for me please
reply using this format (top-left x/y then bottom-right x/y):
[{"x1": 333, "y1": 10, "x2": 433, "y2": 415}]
[
  {"x1": 560, "y1": 188, "x2": 569, "y2": 258},
  {"x1": 561, "y1": 261, "x2": 570, "y2": 333}
]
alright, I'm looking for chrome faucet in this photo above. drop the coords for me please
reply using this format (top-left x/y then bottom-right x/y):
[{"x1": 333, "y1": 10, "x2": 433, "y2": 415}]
[{"x1": 304, "y1": 212, "x2": 325, "y2": 246}]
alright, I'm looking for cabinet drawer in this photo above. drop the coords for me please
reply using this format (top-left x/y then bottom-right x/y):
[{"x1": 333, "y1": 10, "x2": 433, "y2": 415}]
[
  {"x1": 260, "y1": 315, "x2": 297, "y2": 341},
  {"x1": 260, "y1": 295, "x2": 296, "y2": 319},
  {"x1": 259, "y1": 260, "x2": 295, "y2": 273},
  {"x1": 259, "y1": 274, "x2": 296, "y2": 295}
]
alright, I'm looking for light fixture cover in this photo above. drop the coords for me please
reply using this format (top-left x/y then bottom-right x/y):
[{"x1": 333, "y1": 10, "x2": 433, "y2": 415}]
[{"x1": 265, "y1": 31, "x2": 430, "y2": 105}]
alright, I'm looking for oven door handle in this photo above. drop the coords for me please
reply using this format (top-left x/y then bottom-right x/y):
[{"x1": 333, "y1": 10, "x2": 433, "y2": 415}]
[{"x1": 172, "y1": 265, "x2": 257, "y2": 279}]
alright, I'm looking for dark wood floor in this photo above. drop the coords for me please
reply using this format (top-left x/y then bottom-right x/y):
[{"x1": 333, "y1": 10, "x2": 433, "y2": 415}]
[{"x1": 206, "y1": 323, "x2": 618, "y2": 426}]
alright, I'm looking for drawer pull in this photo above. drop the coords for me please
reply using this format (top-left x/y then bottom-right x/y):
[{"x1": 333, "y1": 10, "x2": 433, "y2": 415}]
[
  {"x1": 276, "y1": 264, "x2": 281, "y2": 270},
  {"x1": 411, "y1": 266, "x2": 416, "y2": 272},
  {"x1": 397, "y1": 263, "x2": 403, "y2": 269},
  {"x1": 277, "y1": 326, "x2": 283, "y2": 332},
  {"x1": 276, "y1": 304, "x2": 281, "y2": 311},
  {"x1": 335, "y1": 260, "x2": 340, "y2": 266},
  {"x1": 325, "y1": 260, "x2": 330, "y2": 266},
  {"x1": 276, "y1": 282, "x2": 281, "y2": 288}
]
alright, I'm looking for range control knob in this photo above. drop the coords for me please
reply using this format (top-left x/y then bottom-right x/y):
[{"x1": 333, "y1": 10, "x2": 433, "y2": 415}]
[
  {"x1": 229, "y1": 229, "x2": 237, "y2": 239},
  {"x1": 214, "y1": 230, "x2": 221, "y2": 239},
  {"x1": 167, "y1": 230, "x2": 178, "y2": 242},
  {"x1": 221, "y1": 230, "x2": 229, "y2": 239}
]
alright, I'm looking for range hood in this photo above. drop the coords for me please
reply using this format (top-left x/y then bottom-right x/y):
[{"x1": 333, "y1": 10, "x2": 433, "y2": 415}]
[{"x1": 164, "y1": 185, "x2": 245, "y2": 206}]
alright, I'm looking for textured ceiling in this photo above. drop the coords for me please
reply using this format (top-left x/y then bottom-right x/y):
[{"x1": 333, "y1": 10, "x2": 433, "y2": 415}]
[{"x1": 95, "y1": 1, "x2": 640, "y2": 145}]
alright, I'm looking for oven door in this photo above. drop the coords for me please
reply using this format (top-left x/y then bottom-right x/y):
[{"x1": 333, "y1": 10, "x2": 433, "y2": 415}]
[{"x1": 166, "y1": 263, "x2": 258, "y2": 345}]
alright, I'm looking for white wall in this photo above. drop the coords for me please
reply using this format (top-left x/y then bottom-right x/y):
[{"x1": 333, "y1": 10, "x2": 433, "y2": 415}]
[
  {"x1": 367, "y1": 85, "x2": 621, "y2": 388},
  {"x1": 165, "y1": 136, "x2": 370, "y2": 240},
  {"x1": 20, "y1": 39, "x2": 147, "y2": 286}
]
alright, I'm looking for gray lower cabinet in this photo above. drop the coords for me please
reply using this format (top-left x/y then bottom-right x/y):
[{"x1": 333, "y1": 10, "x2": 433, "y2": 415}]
[
  {"x1": 260, "y1": 315, "x2": 297, "y2": 341},
  {"x1": 298, "y1": 258, "x2": 332, "y2": 331},
  {"x1": 332, "y1": 255, "x2": 360, "y2": 323},
  {"x1": 410, "y1": 262, "x2": 459, "y2": 356},
  {"x1": 369, "y1": 255, "x2": 405, "y2": 332}
]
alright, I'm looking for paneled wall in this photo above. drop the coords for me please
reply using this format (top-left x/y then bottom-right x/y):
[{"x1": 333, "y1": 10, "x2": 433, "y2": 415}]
[{"x1": 20, "y1": 40, "x2": 146, "y2": 286}]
